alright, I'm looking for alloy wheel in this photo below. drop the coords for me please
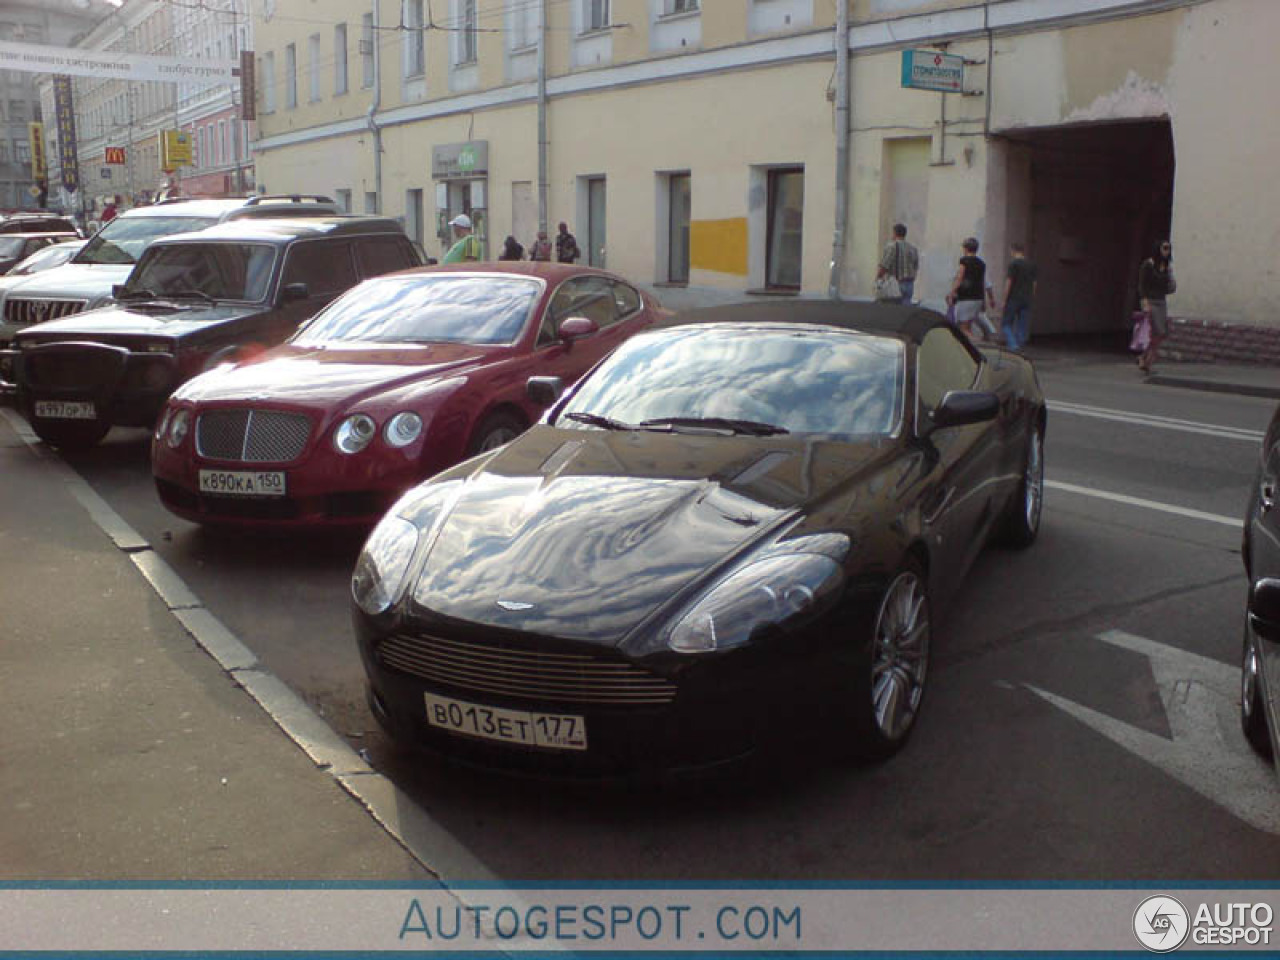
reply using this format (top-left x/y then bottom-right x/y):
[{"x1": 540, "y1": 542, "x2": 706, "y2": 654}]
[
  {"x1": 870, "y1": 570, "x2": 930, "y2": 742},
  {"x1": 478, "y1": 425, "x2": 520, "y2": 451},
  {"x1": 1024, "y1": 428, "x2": 1044, "y2": 533}
]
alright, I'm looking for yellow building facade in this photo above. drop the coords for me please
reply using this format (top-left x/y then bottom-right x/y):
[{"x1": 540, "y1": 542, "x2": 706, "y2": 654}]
[{"x1": 252, "y1": 0, "x2": 1280, "y2": 338}]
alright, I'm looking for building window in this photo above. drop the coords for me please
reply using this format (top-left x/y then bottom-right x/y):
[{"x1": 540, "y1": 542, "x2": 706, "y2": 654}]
[
  {"x1": 15, "y1": 139, "x2": 30, "y2": 164},
  {"x1": 766, "y1": 167, "x2": 804, "y2": 289},
  {"x1": 509, "y1": 0, "x2": 536, "y2": 50},
  {"x1": 334, "y1": 23, "x2": 348, "y2": 95},
  {"x1": 284, "y1": 43, "x2": 297, "y2": 109},
  {"x1": 364, "y1": 190, "x2": 378, "y2": 214},
  {"x1": 405, "y1": 188, "x2": 424, "y2": 244},
  {"x1": 667, "y1": 173, "x2": 691, "y2": 284},
  {"x1": 221, "y1": 120, "x2": 230, "y2": 166},
  {"x1": 335, "y1": 188, "x2": 352, "y2": 212},
  {"x1": 404, "y1": 0, "x2": 425, "y2": 78},
  {"x1": 0, "y1": 141, "x2": 9, "y2": 164},
  {"x1": 584, "y1": 0, "x2": 610, "y2": 32},
  {"x1": 663, "y1": 0, "x2": 698, "y2": 13},
  {"x1": 361, "y1": 14, "x2": 375, "y2": 88},
  {"x1": 308, "y1": 33, "x2": 321, "y2": 101},
  {"x1": 9, "y1": 99, "x2": 27, "y2": 122},
  {"x1": 458, "y1": 0, "x2": 478, "y2": 64}
]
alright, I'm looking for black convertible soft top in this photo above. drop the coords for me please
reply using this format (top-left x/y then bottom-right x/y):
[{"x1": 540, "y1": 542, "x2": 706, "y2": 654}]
[{"x1": 669, "y1": 299, "x2": 950, "y2": 345}]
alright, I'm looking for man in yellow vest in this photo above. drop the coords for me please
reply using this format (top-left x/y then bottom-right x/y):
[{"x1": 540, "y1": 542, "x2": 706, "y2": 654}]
[{"x1": 442, "y1": 214, "x2": 481, "y2": 263}]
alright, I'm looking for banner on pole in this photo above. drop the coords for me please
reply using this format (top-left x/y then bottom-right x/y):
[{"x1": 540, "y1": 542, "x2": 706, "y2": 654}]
[
  {"x1": 0, "y1": 40, "x2": 236, "y2": 86},
  {"x1": 52, "y1": 75, "x2": 79, "y2": 193}
]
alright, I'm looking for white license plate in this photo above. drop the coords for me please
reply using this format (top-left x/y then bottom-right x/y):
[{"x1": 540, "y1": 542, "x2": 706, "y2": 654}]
[
  {"x1": 424, "y1": 692, "x2": 588, "y2": 751},
  {"x1": 34, "y1": 400, "x2": 95, "y2": 420},
  {"x1": 198, "y1": 469, "x2": 286, "y2": 498}
]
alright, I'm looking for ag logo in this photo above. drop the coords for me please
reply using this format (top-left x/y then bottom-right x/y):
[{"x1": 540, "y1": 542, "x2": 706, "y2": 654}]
[{"x1": 1133, "y1": 895, "x2": 1190, "y2": 952}]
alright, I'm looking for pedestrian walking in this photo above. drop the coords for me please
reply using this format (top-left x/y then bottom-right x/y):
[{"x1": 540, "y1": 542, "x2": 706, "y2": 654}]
[
  {"x1": 442, "y1": 214, "x2": 481, "y2": 263},
  {"x1": 1001, "y1": 241, "x2": 1038, "y2": 351},
  {"x1": 946, "y1": 237, "x2": 994, "y2": 339},
  {"x1": 101, "y1": 195, "x2": 120, "y2": 223},
  {"x1": 875, "y1": 223, "x2": 919, "y2": 304},
  {"x1": 529, "y1": 230, "x2": 552, "y2": 261},
  {"x1": 498, "y1": 235, "x2": 524, "y2": 261},
  {"x1": 555, "y1": 222, "x2": 580, "y2": 264},
  {"x1": 1136, "y1": 240, "x2": 1175, "y2": 374}
]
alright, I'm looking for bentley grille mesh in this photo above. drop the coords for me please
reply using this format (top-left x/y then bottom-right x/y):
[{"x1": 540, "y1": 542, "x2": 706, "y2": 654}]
[
  {"x1": 379, "y1": 633, "x2": 678, "y2": 706},
  {"x1": 196, "y1": 409, "x2": 311, "y2": 463},
  {"x1": 4, "y1": 298, "x2": 86, "y2": 327}
]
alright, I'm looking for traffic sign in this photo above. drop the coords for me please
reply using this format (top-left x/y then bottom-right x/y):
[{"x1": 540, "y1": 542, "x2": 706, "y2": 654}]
[{"x1": 901, "y1": 49, "x2": 964, "y2": 93}]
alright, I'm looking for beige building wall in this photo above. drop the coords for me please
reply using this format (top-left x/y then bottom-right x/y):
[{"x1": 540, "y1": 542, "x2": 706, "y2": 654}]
[{"x1": 253, "y1": 0, "x2": 1280, "y2": 332}]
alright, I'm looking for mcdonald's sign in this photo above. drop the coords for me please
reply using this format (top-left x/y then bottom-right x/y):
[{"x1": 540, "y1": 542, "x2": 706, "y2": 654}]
[{"x1": 104, "y1": 146, "x2": 126, "y2": 165}]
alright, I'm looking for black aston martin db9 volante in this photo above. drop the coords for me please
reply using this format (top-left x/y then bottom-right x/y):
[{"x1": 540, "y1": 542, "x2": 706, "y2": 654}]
[{"x1": 352, "y1": 302, "x2": 1047, "y2": 776}]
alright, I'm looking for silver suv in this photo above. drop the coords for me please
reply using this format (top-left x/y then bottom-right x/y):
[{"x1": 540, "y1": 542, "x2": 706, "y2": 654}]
[{"x1": 0, "y1": 195, "x2": 340, "y2": 332}]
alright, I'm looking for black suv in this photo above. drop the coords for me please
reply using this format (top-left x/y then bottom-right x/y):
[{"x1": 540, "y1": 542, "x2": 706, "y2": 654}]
[{"x1": 1, "y1": 216, "x2": 420, "y2": 449}]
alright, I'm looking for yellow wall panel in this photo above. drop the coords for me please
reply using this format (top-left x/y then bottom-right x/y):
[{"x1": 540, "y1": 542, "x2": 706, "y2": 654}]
[{"x1": 690, "y1": 218, "x2": 749, "y2": 276}]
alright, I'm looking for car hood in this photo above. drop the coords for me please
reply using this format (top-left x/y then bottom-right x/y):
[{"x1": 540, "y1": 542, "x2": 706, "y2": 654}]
[
  {"x1": 409, "y1": 426, "x2": 893, "y2": 647},
  {"x1": 0, "y1": 262, "x2": 132, "y2": 302},
  {"x1": 14, "y1": 301, "x2": 255, "y2": 341},
  {"x1": 176, "y1": 342, "x2": 501, "y2": 408}
]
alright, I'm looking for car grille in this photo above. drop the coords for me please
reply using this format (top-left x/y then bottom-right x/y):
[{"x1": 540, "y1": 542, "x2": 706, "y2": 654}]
[
  {"x1": 4, "y1": 298, "x2": 86, "y2": 327},
  {"x1": 23, "y1": 347, "x2": 123, "y2": 390},
  {"x1": 196, "y1": 409, "x2": 311, "y2": 463},
  {"x1": 378, "y1": 633, "x2": 678, "y2": 706}
]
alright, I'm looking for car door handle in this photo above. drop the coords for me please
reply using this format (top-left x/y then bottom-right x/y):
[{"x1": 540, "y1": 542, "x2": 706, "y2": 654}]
[
  {"x1": 1262, "y1": 480, "x2": 1276, "y2": 513},
  {"x1": 923, "y1": 487, "x2": 954, "y2": 525}
]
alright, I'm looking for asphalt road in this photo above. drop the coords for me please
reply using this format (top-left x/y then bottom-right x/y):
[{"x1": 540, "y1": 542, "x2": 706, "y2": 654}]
[{"x1": 46, "y1": 346, "x2": 1280, "y2": 881}]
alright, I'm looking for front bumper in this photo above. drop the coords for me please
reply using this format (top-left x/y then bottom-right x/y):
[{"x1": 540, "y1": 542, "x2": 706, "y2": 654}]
[{"x1": 8, "y1": 341, "x2": 177, "y2": 428}]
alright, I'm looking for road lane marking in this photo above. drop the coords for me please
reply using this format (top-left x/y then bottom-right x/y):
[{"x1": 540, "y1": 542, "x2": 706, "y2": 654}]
[
  {"x1": 1028, "y1": 630, "x2": 1280, "y2": 836},
  {"x1": 1048, "y1": 400, "x2": 1265, "y2": 443},
  {"x1": 1046, "y1": 479, "x2": 1241, "y2": 528}
]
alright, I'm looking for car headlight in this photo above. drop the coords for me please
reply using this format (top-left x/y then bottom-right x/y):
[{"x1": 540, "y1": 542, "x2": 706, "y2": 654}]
[
  {"x1": 666, "y1": 554, "x2": 843, "y2": 654},
  {"x1": 334, "y1": 413, "x2": 376, "y2": 454},
  {"x1": 166, "y1": 408, "x2": 190, "y2": 448},
  {"x1": 384, "y1": 411, "x2": 423, "y2": 448},
  {"x1": 155, "y1": 407, "x2": 173, "y2": 441},
  {"x1": 352, "y1": 515, "x2": 420, "y2": 616}
]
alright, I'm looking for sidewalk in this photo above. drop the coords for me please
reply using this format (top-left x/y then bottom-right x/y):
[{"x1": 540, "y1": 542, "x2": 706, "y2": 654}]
[{"x1": 0, "y1": 411, "x2": 433, "y2": 880}]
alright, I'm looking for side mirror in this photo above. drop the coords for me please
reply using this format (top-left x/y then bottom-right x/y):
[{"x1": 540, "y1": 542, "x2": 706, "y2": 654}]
[
  {"x1": 1250, "y1": 578, "x2": 1280, "y2": 643},
  {"x1": 111, "y1": 284, "x2": 128, "y2": 299},
  {"x1": 929, "y1": 390, "x2": 1000, "y2": 431},
  {"x1": 280, "y1": 282, "x2": 309, "y2": 303},
  {"x1": 527, "y1": 376, "x2": 564, "y2": 407},
  {"x1": 558, "y1": 315, "x2": 598, "y2": 342}
]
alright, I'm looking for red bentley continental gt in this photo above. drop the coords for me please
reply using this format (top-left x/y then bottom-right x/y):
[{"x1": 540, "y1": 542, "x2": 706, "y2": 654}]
[{"x1": 151, "y1": 263, "x2": 665, "y2": 527}]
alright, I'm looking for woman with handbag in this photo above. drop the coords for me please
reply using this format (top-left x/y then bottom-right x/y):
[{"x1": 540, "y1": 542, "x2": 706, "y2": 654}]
[{"x1": 1137, "y1": 240, "x2": 1175, "y2": 374}]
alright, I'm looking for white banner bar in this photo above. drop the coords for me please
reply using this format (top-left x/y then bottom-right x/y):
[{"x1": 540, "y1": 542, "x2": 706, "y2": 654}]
[
  {"x1": 0, "y1": 888, "x2": 1276, "y2": 952},
  {"x1": 0, "y1": 40, "x2": 237, "y2": 86}
]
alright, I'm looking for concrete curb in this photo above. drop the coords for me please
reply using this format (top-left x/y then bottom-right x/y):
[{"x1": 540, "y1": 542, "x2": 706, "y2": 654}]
[{"x1": 1145, "y1": 374, "x2": 1280, "y2": 401}]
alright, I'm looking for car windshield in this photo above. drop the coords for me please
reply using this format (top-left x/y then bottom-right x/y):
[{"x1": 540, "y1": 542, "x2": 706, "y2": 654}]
[
  {"x1": 11, "y1": 242, "x2": 81, "y2": 275},
  {"x1": 121, "y1": 243, "x2": 276, "y2": 302},
  {"x1": 559, "y1": 326, "x2": 906, "y2": 438},
  {"x1": 0, "y1": 237, "x2": 30, "y2": 258},
  {"x1": 74, "y1": 216, "x2": 217, "y2": 265},
  {"x1": 294, "y1": 274, "x2": 540, "y2": 345}
]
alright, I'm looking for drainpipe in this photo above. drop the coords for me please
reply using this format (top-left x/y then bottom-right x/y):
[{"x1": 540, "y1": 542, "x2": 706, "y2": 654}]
[
  {"x1": 827, "y1": 0, "x2": 850, "y2": 300},
  {"x1": 366, "y1": 0, "x2": 383, "y2": 213},
  {"x1": 536, "y1": 0, "x2": 548, "y2": 234}
]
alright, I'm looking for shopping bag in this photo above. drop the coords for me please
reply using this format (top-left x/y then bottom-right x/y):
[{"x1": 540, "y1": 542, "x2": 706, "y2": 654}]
[
  {"x1": 1128, "y1": 311, "x2": 1151, "y2": 353},
  {"x1": 874, "y1": 275, "x2": 901, "y2": 302}
]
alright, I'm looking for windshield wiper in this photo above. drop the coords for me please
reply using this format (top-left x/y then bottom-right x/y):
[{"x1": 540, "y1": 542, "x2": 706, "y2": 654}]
[
  {"x1": 638, "y1": 416, "x2": 790, "y2": 436},
  {"x1": 563, "y1": 411, "x2": 635, "y2": 431},
  {"x1": 115, "y1": 287, "x2": 159, "y2": 301},
  {"x1": 168, "y1": 288, "x2": 218, "y2": 305}
]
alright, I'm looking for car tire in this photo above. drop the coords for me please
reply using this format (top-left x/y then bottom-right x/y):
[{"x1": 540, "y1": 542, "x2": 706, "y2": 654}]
[
  {"x1": 846, "y1": 559, "x2": 931, "y2": 762},
  {"x1": 468, "y1": 411, "x2": 525, "y2": 456},
  {"x1": 1241, "y1": 620, "x2": 1274, "y2": 760},
  {"x1": 29, "y1": 415, "x2": 111, "y2": 451},
  {"x1": 1000, "y1": 421, "x2": 1044, "y2": 548}
]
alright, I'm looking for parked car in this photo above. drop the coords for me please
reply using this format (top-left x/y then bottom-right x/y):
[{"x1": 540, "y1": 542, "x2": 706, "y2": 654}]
[
  {"x1": 0, "y1": 232, "x2": 81, "y2": 275},
  {"x1": 1, "y1": 216, "x2": 418, "y2": 449},
  {"x1": 0, "y1": 194, "x2": 341, "y2": 330},
  {"x1": 0, "y1": 241, "x2": 87, "y2": 353},
  {"x1": 351, "y1": 301, "x2": 1047, "y2": 776},
  {"x1": 151, "y1": 263, "x2": 664, "y2": 527},
  {"x1": 0, "y1": 213, "x2": 80, "y2": 236},
  {"x1": 1241, "y1": 401, "x2": 1280, "y2": 761}
]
